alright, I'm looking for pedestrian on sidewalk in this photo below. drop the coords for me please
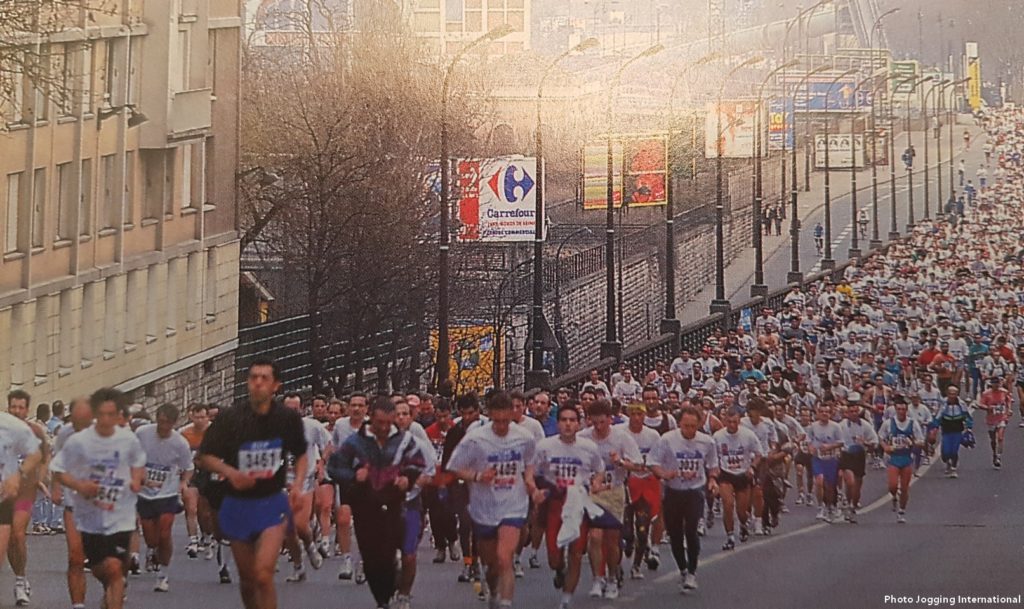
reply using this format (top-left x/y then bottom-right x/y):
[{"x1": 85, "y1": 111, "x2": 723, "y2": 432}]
[
  {"x1": 764, "y1": 207, "x2": 774, "y2": 236},
  {"x1": 932, "y1": 116, "x2": 941, "y2": 140},
  {"x1": 958, "y1": 159, "x2": 966, "y2": 186},
  {"x1": 773, "y1": 206, "x2": 783, "y2": 236}
]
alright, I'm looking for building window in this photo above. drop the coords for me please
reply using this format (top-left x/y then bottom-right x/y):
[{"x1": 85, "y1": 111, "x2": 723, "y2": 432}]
[
  {"x1": 178, "y1": 28, "x2": 191, "y2": 91},
  {"x1": 4, "y1": 172, "x2": 22, "y2": 254},
  {"x1": 124, "y1": 151, "x2": 135, "y2": 226},
  {"x1": 58, "y1": 289, "x2": 74, "y2": 370},
  {"x1": 101, "y1": 154, "x2": 116, "y2": 229},
  {"x1": 56, "y1": 162, "x2": 73, "y2": 241},
  {"x1": 81, "y1": 43, "x2": 93, "y2": 115},
  {"x1": 104, "y1": 39, "x2": 116, "y2": 104},
  {"x1": 167, "y1": 258, "x2": 181, "y2": 334},
  {"x1": 204, "y1": 137, "x2": 215, "y2": 206},
  {"x1": 186, "y1": 252, "x2": 200, "y2": 325},
  {"x1": 204, "y1": 247, "x2": 217, "y2": 319},
  {"x1": 164, "y1": 149, "x2": 174, "y2": 216},
  {"x1": 1, "y1": 67, "x2": 24, "y2": 124},
  {"x1": 80, "y1": 158, "x2": 92, "y2": 236},
  {"x1": 145, "y1": 265, "x2": 159, "y2": 341},
  {"x1": 181, "y1": 143, "x2": 193, "y2": 209},
  {"x1": 34, "y1": 296, "x2": 50, "y2": 379},
  {"x1": 81, "y1": 281, "x2": 96, "y2": 363},
  {"x1": 125, "y1": 269, "x2": 139, "y2": 347},
  {"x1": 56, "y1": 45, "x2": 73, "y2": 116},
  {"x1": 103, "y1": 277, "x2": 118, "y2": 354},
  {"x1": 31, "y1": 168, "x2": 45, "y2": 249}
]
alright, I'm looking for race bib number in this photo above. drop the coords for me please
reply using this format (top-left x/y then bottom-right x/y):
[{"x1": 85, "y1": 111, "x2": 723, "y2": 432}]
[
  {"x1": 239, "y1": 439, "x2": 283, "y2": 480},
  {"x1": 891, "y1": 435, "x2": 911, "y2": 450},
  {"x1": 492, "y1": 460, "x2": 519, "y2": 491},
  {"x1": 725, "y1": 454, "x2": 743, "y2": 471},
  {"x1": 552, "y1": 462, "x2": 579, "y2": 489},
  {"x1": 601, "y1": 471, "x2": 614, "y2": 486},
  {"x1": 993, "y1": 402, "x2": 1007, "y2": 415},
  {"x1": 677, "y1": 456, "x2": 703, "y2": 479},
  {"x1": 93, "y1": 483, "x2": 123, "y2": 511},
  {"x1": 144, "y1": 464, "x2": 171, "y2": 491}
]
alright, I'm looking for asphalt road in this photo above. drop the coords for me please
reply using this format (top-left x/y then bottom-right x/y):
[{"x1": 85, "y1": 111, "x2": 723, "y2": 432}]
[{"x1": 12, "y1": 414, "x2": 1023, "y2": 609}]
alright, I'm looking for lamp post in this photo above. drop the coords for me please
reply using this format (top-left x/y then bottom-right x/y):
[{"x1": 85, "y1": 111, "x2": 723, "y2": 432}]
[
  {"x1": 752, "y1": 60, "x2": 798, "y2": 297},
  {"x1": 526, "y1": 36, "x2": 598, "y2": 391},
  {"x1": 711, "y1": 56, "x2": 764, "y2": 315},
  {"x1": 848, "y1": 72, "x2": 880, "y2": 258},
  {"x1": 663, "y1": 51, "x2": 718, "y2": 334},
  {"x1": 821, "y1": 68, "x2": 857, "y2": 271},
  {"x1": 936, "y1": 79, "x2": 952, "y2": 211},
  {"x1": 602, "y1": 43, "x2": 664, "y2": 360},
  {"x1": 435, "y1": 25, "x2": 514, "y2": 389},
  {"x1": 868, "y1": 8, "x2": 899, "y2": 249},
  {"x1": 948, "y1": 78, "x2": 969, "y2": 200},
  {"x1": 887, "y1": 75, "x2": 904, "y2": 240},
  {"x1": 903, "y1": 75, "x2": 933, "y2": 232},
  {"x1": 787, "y1": 64, "x2": 830, "y2": 284},
  {"x1": 921, "y1": 78, "x2": 943, "y2": 220}
]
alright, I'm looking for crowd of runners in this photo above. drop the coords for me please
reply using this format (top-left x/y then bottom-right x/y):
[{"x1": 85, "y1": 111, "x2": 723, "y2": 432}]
[{"x1": 0, "y1": 107, "x2": 1022, "y2": 609}]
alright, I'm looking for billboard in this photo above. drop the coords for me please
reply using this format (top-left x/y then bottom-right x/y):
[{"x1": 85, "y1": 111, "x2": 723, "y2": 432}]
[
  {"x1": 781, "y1": 75, "x2": 872, "y2": 111},
  {"x1": 814, "y1": 134, "x2": 866, "y2": 169},
  {"x1": 891, "y1": 60, "x2": 919, "y2": 94},
  {"x1": 582, "y1": 135, "x2": 668, "y2": 210},
  {"x1": 768, "y1": 98, "x2": 794, "y2": 150},
  {"x1": 705, "y1": 100, "x2": 761, "y2": 159},
  {"x1": 456, "y1": 156, "x2": 542, "y2": 243},
  {"x1": 430, "y1": 324, "x2": 500, "y2": 395},
  {"x1": 967, "y1": 57, "x2": 983, "y2": 112}
]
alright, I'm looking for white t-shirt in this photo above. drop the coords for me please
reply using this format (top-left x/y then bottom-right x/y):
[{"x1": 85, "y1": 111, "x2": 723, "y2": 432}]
[
  {"x1": 331, "y1": 416, "x2": 363, "y2": 450},
  {"x1": 50, "y1": 426, "x2": 146, "y2": 535},
  {"x1": 712, "y1": 427, "x2": 764, "y2": 475},
  {"x1": 648, "y1": 430, "x2": 718, "y2": 491},
  {"x1": 839, "y1": 418, "x2": 879, "y2": 451},
  {"x1": 0, "y1": 412, "x2": 40, "y2": 484},
  {"x1": 532, "y1": 436, "x2": 604, "y2": 493},
  {"x1": 578, "y1": 426, "x2": 642, "y2": 488},
  {"x1": 134, "y1": 425, "x2": 194, "y2": 500},
  {"x1": 289, "y1": 418, "x2": 330, "y2": 493},
  {"x1": 806, "y1": 421, "x2": 844, "y2": 460},
  {"x1": 514, "y1": 417, "x2": 545, "y2": 443},
  {"x1": 448, "y1": 424, "x2": 536, "y2": 526},
  {"x1": 617, "y1": 424, "x2": 660, "y2": 478},
  {"x1": 740, "y1": 417, "x2": 778, "y2": 454}
]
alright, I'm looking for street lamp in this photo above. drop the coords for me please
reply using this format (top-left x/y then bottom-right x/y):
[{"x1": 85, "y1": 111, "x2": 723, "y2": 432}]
[
  {"x1": 903, "y1": 75, "x2": 933, "y2": 232},
  {"x1": 526, "y1": 36, "x2": 598, "y2": 391},
  {"x1": 885, "y1": 73, "x2": 904, "y2": 240},
  {"x1": 936, "y1": 79, "x2": 953, "y2": 212},
  {"x1": 711, "y1": 55, "x2": 764, "y2": 315},
  {"x1": 921, "y1": 78, "x2": 944, "y2": 220},
  {"x1": 848, "y1": 70, "x2": 882, "y2": 258},
  {"x1": 752, "y1": 59, "x2": 799, "y2": 297},
  {"x1": 664, "y1": 51, "x2": 718, "y2": 334},
  {"x1": 602, "y1": 43, "x2": 664, "y2": 360},
  {"x1": 868, "y1": 8, "x2": 899, "y2": 249},
  {"x1": 820, "y1": 67, "x2": 857, "y2": 271},
  {"x1": 787, "y1": 64, "x2": 830, "y2": 284},
  {"x1": 435, "y1": 24, "x2": 514, "y2": 390},
  {"x1": 947, "y1": 78, "x2": 970, "y2": 201}
]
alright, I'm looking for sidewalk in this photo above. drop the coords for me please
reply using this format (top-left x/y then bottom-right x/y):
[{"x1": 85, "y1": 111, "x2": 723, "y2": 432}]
[{"x1": 678, "y1": 117, "x2": 985, "y2": 324}]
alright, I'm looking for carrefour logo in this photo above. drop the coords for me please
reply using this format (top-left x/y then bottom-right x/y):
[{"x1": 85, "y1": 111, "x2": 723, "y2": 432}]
[{"x1": 487, "y1": 163, "x2": 535, "y2": 204}]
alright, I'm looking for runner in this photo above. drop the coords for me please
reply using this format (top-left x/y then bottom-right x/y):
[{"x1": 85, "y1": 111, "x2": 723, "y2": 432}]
[
  {"x1": 935, "y1": 386, "x2": 973, "y2": 479},
  {"x1": 509, "y1": 390, "x2": 543, "y2": 578},
  {"x1": 327, "y1": 396, "x2": 429, "y2": 609},
  {"x1": 423, "y1": 399, "x2": 460, "y2": 565},
  {"x1": 620, "y1": 402, "x2": 661, "y2": 579},
  {"x1": 712, "y1": 407, "x2": 764, "y2": 549},
  {"x1": 5, "y1": 389, "x2": 49, "y2": 606},
  {"x1": 280, "y1": 393, "x2": 328, "y2": 582},
  {"x1": 649, "y1": 405, "x2": 719, "y2": 593},
  {"x1": 532, "y1": 403, "x2": 605, "y2": 609},
  {"x1": 180, "y1": 404, "x2": 212, "y2": 560},
  {"x1": 447, "y1": 391, "x2": 537, "y2": 609},
  {"x1": 182, "y1": 404, "x2": 234, "y2": 583},
  {"x1": 198, "y1": 358, "x2": 309, "y2": 609},
  {"x1": 837, "y1": 401, "x2": 878, "y2": 524},
  {"x1": 976, "y1": 378, "x2": 1011, "y2": 468},
  {"x1": 393, "y1": 399, "x2": 437, "y2": 609},
  {"x1": 577, "y1": 399, "x2": 641, "y2": 599},
  {"x1": 309, "y1": 396, "x2": 336, "y2": 558},
  {"x1": 51, "y1": 388, "x2": 144, "y2": 609},
  {"x1": 806, "y1": 402, "x2": 843, "y2": 523},
  {"x1": 330, "y1": 392, "x2": 366, "y2": 582},
  {"x1": 878, "y1": 398, "x2": 925, "y2": 524},
  {"x1": 135, "y1": 404, "x2": 195, "y2": 592},
  {"x1": 51, "y1": 397, "x2": 92, "y2": 609}
]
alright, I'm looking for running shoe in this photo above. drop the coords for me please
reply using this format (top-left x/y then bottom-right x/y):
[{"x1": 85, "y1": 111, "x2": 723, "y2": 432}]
[
  {"x1": 458, "y1": 562, "x2": 473, "y2": 583},
  {"x1": 154, "y1": 574, "x2": 170, "y2": 592},
  {"x1": 588, "y1": 579, "x2": 604, "y2": 598},
  {"x1": 529, "y1": 554, "x2": 541, "y2": 569},
  {"x1": 697, "y1": 518, "x2": 706, "y2": 537},
  {"x1": 434, "y1": 549, "x2": 447, "y2": 564},
  {"x1": 338, "y1": 555, "x2": 354, "y2": 580},
  {"x1": 354, "y1": 560, "x2": 366, "y2": 584},
  {"x1": 306, "y1": 542, "x2": 324, "y2": 570},
  {"x1": 13, "y1": 580, "x2": 28, "y2": 607},
  {"x1": 514, "y1": 558, "x2": 524, "y2": 578},
  {"x1": 645, "y1": 547, "x2": 661, "y2": 570},
  {"x1": 603, "y1": 585, "x2": 619, "y2": 600},
  {"x1": 286, "y1": 566, "x2": 306, "y2": 583},
  {"x1": 721, "y1": 536, "x2": 735, "y2": 551},
  {"x1": 897, "y1": 510, "x2": 906, "y2": 524},
  {"x1": 739, "y1": 527, "x2": 749, "y2": 543},
  {"x1": 683, "y1": 573, "x2": 698, "y2": 591},
  {"x1": 219, "y1": 565, "x2": 232, "y2": 584},
  {"x1": 553, "y1": 568, "x2": 565, "y2": 590},
  {"x1": 630, "y1": 565, "x2": 644, "y2": 579}
]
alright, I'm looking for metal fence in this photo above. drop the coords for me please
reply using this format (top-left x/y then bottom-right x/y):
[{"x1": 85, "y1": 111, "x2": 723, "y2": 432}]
[{"x1": 234, "y1": 315, "x2": 419, "y2": 401}]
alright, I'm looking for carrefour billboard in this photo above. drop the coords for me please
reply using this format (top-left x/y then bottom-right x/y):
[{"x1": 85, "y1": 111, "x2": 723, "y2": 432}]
[{"x1": 456, "y1": 157, "x2": 542, "y2": 243}]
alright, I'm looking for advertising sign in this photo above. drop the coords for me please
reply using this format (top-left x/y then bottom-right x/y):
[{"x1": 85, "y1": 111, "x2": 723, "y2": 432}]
[
  {"x1": 892, "y1": 60, "x2": 919, "y2": 94},
  {"x1": 456, "y1": 157, "x2": 541, "y2": 243},
  {"x1": 967, "y1": 58, "x2": 983, "y2": 112},
  {"x1": 430, "y1": 324, "x2": 500, "y2": 395},
  {"x1": 582, "y1": 135, "x2": 668, "y2": 210},
  {"x1": 782, "y1": 75, "x2": 871, "y2": 111},
  {"x1": 768, "y1": 98, "x2": 794, "y2": 150},
  {"x1": 814, "y1": 134, "x2": 865, "y2": 169},
  {"x1": 705, "y1": 100, "x2": 761, "y2": 159}
]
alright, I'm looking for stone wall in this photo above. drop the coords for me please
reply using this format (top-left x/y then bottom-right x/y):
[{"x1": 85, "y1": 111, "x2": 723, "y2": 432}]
[{"x1": 124, "y1": 351, "x2": 236, "y2": 414}]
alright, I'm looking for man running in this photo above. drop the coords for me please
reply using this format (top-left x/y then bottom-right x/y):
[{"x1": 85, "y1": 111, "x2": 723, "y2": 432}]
[
  {"x1": 330, "y1": 392, "x2": 366, "y2": 581},
  {"x1": 198, "y1": 358, "x2": 309, "y2": 609},
  {"x1": 578, "y1": 399, "x2": 642, "y2": 599},
  {"x1": 878, "y1": 399, "x2": 925, "y2": 524},
  {"x1": 977, "y1": 378, "x2": 1010, "y2": 468},
  {"x1": 51, "y1": 397, "x2": 92, "y2": 609},
  {"x1": 935, "y1": 386, "x2": 972, "y2": 479},
  {"x1": 51, "y1": 388, "x2": 144, "y2": 609},
  {"x1": 532, "y1": 404, "x2": 605, "y2": 609},
  {"x1": 393, "y1": 400, "x2": 437, "y2": 609},
  {"x1": 712, "y1": 407, "x2": 764, "y2": 549},
  {"x1": 328, "y1": 396, "x2": 429, "y2": 609},
  {"x1": 281, "y1": 393, "x2": 328, "y2": 582},
  {"x1": 806, "y1": 403, "x2": 843, "y2": 523},
  {"x1": 5, "y1": 390, "x2": 48, "y2": 606},
  {"x1": 649, "y1": 406, "x2": 719, "y2": 593},
  {"x1": 135, "y1": 404, "x2": 195, "y2": 592},
  {"x1": 621, "y1": 402, "x2": 661, "y2": 579},
  {"x1": 448, "y1": 391, "x2": 537, "y2": 609},
  {"x1": 838, "y1": 402, "x2": 877, "y2": 523},
  {"x1": 181, "y1": 404, "x2": 212, "y2": 560}
]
